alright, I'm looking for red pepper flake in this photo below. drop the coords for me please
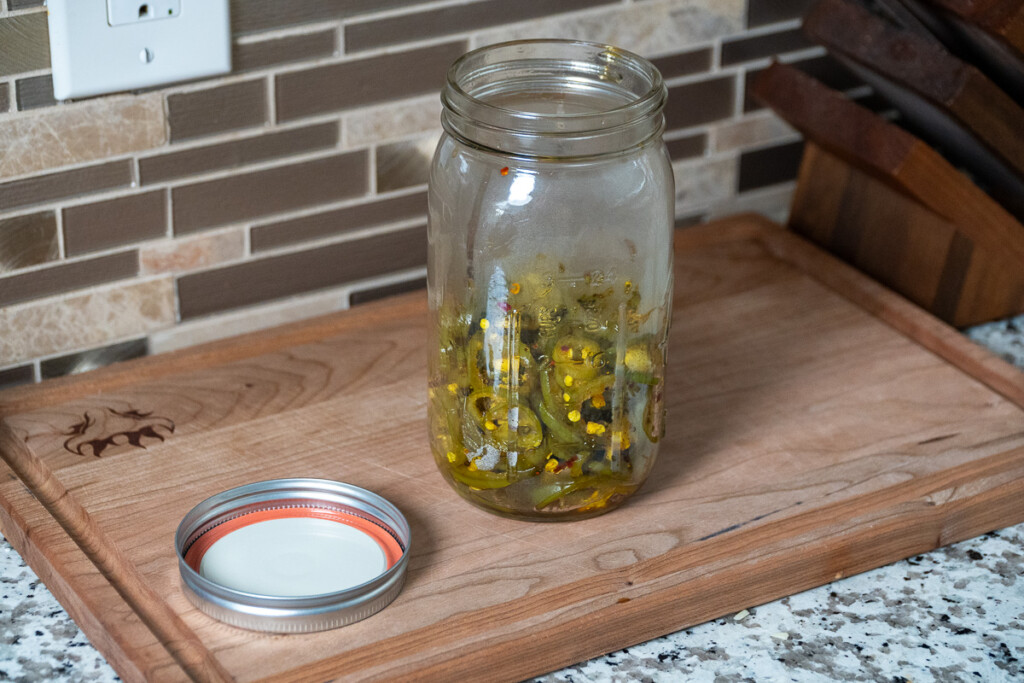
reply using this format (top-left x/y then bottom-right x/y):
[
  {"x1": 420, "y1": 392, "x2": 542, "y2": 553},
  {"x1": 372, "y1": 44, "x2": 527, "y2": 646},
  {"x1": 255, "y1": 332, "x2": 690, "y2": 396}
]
[
  {"x1": 497, "y1": 301, "x2": 511, "y2": 312},
  {"x1": 500, "y1": 167, "x2": 509, "y2": 176},
  {"x1": 561, "y1": 345, "x2": 570, "y2": 352}
]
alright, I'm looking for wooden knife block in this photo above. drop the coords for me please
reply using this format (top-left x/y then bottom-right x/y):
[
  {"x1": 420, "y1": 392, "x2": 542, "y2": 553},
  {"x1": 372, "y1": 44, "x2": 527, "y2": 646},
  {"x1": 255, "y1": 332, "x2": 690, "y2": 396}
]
[{"x1": 788, "y1": 142, "x2": 1024, "y2": 328}]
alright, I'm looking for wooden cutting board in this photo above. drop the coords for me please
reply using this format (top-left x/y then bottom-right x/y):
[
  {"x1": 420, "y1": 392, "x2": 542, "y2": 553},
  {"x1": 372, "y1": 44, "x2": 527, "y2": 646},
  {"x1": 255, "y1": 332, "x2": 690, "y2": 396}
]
[{"x1": 1, "y1": 215, "x2": 1022, "y2": 682}]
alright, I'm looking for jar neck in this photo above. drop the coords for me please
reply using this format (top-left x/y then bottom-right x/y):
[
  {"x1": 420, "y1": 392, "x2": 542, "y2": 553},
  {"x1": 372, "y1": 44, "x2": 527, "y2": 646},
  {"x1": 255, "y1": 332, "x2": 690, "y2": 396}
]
[{"x1": 441, "y1": 40, "x2": 667, "y2": 159}]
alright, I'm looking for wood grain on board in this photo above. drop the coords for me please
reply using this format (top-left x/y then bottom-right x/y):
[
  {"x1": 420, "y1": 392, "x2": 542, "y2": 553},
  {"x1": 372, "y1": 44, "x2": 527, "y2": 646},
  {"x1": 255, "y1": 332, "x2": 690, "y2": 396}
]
[
  {"x1": 0, "y1": 216, "x2": 1023, "y2": 682},
  {"x1": 751, "y1": 61, "x2": 1024, "y2": 327}
]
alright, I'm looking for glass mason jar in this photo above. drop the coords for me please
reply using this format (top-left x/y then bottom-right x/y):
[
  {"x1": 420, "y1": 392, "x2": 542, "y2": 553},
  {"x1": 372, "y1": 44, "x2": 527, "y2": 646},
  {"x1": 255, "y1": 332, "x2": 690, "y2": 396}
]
[{"x1": 427, "y1": 40, "x2": 674, "y2": 521}]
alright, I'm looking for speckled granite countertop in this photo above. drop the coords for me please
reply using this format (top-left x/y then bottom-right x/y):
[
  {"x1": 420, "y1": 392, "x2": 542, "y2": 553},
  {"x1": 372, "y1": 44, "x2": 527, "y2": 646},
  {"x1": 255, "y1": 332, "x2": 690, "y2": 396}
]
[{"x1": 1, "y1": 315, "x2": 1022, "y2": 682}]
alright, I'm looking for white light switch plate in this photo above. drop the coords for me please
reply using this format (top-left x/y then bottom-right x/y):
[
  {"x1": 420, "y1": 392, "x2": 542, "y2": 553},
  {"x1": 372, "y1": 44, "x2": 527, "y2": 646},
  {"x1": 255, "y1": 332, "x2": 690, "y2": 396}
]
[{"x1": 47, "y1": 0, "x2": 231, "y2": 100}]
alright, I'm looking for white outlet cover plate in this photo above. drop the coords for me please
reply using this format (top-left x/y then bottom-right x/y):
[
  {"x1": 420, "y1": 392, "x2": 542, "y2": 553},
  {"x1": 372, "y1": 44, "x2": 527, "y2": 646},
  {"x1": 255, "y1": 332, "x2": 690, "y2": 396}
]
[{"x1": 47, "y1": 0, "x2": 231, "y2": 100}]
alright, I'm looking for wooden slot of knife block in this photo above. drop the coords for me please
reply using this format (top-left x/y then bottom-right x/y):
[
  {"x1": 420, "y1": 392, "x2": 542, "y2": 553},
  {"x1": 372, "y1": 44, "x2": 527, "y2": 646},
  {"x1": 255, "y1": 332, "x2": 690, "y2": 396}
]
[
  {"x1": 753, "y1": 61, "x2": 1024, "y2": 329},
  {"x1": 789, "y1": 142, "x2": 1024, "y2": 328}
]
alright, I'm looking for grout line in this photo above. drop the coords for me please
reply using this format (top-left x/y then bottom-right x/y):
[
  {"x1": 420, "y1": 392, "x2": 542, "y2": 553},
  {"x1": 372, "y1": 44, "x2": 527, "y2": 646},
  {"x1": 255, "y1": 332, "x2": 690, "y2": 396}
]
[
  {"x1": 265, "y1": 73, "x2": 277, "y2": 124},
  {"x1": 728, "y1": 17, "x2": 803, "y2": 42},
  {"x1": 232, "y1": 20, "x2": 343, "y2": 45},
  {"x1": 53, "y1": 207, "x2": 66, "y2": 260},
  {"x1": 367, "y1": 145, "x2": 377, "y2": 195},
  {"x1": 164, "y1": 187, "x2": 173, "y2": 238}
]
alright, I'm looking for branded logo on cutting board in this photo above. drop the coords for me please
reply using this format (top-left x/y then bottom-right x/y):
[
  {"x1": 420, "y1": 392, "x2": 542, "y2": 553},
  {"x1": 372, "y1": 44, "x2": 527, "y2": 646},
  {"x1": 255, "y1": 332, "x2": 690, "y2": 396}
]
[{"x1": 63, "y1": 408, "x2": 175, "y2": 457}]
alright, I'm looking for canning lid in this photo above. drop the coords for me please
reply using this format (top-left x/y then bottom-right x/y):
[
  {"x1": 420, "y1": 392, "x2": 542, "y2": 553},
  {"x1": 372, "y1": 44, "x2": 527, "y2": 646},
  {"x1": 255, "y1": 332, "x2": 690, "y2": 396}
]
[{"x1": 175, "y1": 478, "x2": 410, "y2": 633}]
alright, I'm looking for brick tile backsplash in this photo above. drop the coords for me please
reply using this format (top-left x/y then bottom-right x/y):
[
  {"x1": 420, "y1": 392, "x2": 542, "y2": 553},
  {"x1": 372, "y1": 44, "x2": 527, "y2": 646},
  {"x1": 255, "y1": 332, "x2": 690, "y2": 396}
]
[
  {"x1": 40, "y1": 337, "x2": 148, "y2": 380},
  {"x1": 275, "y1": 41, "x2": 466, "y2": 122},
  {"x1": 172, "y1": 152, "x2": 368, "y2": 235},
  {"x1": 0, "y1": 161, "x2": 133, "y2": 212},
  {"x1": 251, "y1": 191, "x2": 426, "y2": 253},
  {"x1": 177, "y1": 224, "x2": 427, "y2": 319},
  {"x1": 0, "y1": 363, "x2": 34, "y2": 391},
  {"x1": 737, "y1": 140, "x2": 806, "y2": 192},
  {"x1": 0, "y1": 211, "x2": 59, "y2": 273},
  {"x1": 140, "y1": 122, "x2": 338, "y2": 185},
  {"x1": 721, "y1": 27, "x2": 812, "y2": 66},
  {"x1": 230, "y1": 0, "x2": 412, "y2": 35},
  {"x1": 666, "y1": 133, "x2": 708, "y2": 161},
  {"x1": 63, "y1": 191, "x2": 167, "y2": 257},
  {"x1": 0, "y1": 0, "x2": 820, "y2": 384},
  {"x1": 664, "y1": 76, "x2": 736, "y2": 132},
  {"x1": 232, "y1": 30, "x2": 336, "y2": 72},
  {"x1": 344, "y1": 0, "x2": 611, "y2": 53},
  {"x1": 167, "y1": 79, "x2": 268, "y2": 142},
  {"x1": 0, "y1": 12, "x2": 49, "y2": 77},
  {"x1": 747, "y1": 0, "x2": 816, "y2": 28},
  {"x1": 651, "y1": 47, "x2": 714, "y2": 81},
  {"x1": 350, "y1": 276, "x2": 427, "y2": 307},
  {"x1": 0, "y1": 250, "x2": 137, "y2": 308},
  {"x1": 376, "y1": 138, "x2": 434, "y2": 193},
  {"x1": 14, "y1": 74, "x2": 54, "y2": 110}
]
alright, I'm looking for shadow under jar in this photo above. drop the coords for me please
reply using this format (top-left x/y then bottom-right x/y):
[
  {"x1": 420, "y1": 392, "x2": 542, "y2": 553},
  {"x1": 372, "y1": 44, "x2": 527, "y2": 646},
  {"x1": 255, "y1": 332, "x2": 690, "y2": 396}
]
[{"x1": 428, "y1": 40, "x2": 674, "y2": 521}]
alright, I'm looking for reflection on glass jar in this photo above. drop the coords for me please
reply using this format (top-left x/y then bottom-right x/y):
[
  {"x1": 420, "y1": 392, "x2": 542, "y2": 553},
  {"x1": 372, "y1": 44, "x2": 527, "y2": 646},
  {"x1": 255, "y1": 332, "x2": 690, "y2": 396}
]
[{"x1": 427, "y1": 40, "x2": 674, "y2": 520}]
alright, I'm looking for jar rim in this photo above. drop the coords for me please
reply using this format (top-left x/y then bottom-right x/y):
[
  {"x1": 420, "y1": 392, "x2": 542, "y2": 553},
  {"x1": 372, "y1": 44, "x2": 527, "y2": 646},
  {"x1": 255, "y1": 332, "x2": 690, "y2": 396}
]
[{"x1": 442, "y1": 39, "x2": 666, "y2": 139}]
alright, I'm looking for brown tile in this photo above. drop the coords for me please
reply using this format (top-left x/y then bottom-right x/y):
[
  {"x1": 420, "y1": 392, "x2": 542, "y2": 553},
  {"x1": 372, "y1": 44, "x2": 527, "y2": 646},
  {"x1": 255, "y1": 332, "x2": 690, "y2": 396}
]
[
  {"x1": 0, "y1": 211, "x2": 59, "y2": 273},
  {"x1": 15, "y1": 73, "x2": 55, "y2": 110},
  {"x1": 345, "y1": 0, "x2": 610, "y2": 52},
  {"x1": 231, "y1": 0, "x2": 412, "y2": 35},
  {"x1": 674, "y1": 213, "x2": 709, "y2": 229},
  {"x1": 737, "y1": 140, "x2": 805, "y2": 192},
  {"x1": 233, "y1": 30, "x2": 336, "y2": 72},
  {"x1": 0, "y1": 160, "x2": 133, "y2": 212},
  {"x1": 349, "y1": 276, "x2": 426, "y2": 306},
  {"x1": 664, "y1": 75, "x2": 736, "y2": 132},
  {"x1": 376, "y1": 137, "x2": 435, "y2": 193},
  {"x1": 275, "y1": 41, "x2": 465, "y2": 122},
  {"x1": 0, "y1": 12, "x2": 49, "y2": 77},
  {"x1": 666, "y1": 133, "x2": 707, "y2": 162},
  {"x1": 40, "y1": 337, "x2": 148, "y2": 379},
  {"x1": 178, "y1": 224, "x2": 427, "y2": 319},
  {"x1": 172, "y1": 152, "x2": 368, "y2": 234},
  {"x1": 651, "y1": 47, "x2": 714, "y2": 81},
  {"x1": 744, "y1": 55, "x2": 862, "y2": 112},
  {"x1": 747, "y1": 0, "x2": 816, "y2": 28},
  {"x1": 0, "y1": 363, "x2": 35, "y2": 390},
  {"x1": 721, "y1": 27, "x2": 811, "y2": 66},
  {"x1": 140, "y1": 122, "x2": 337, "y2": 185},
  {"x1": 251, "y1": 191, "x2": 426, "y2": 252},
  {"x1": 0, "y1": 82, "x2": 9, "y2": 112},
  {"x1": 0, "y1": 250, "x2": 137, "y2": 307},
  {"x1": 63, "y1": 191, "x2": 167, "y2": 257},
  {"x1": 167, "y1": 79, "x2": 267, "y2": 142}
]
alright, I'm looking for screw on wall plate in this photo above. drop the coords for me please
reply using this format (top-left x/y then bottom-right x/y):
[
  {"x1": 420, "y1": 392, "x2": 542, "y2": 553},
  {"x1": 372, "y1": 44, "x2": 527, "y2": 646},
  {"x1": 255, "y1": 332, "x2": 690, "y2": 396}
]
[{"x1": 139, "y1": 47, "x2": 155, "y2": 64}]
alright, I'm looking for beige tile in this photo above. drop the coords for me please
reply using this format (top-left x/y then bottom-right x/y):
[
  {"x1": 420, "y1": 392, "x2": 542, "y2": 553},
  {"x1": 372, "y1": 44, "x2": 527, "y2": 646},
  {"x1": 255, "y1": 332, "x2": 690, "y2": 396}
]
[
  {"x1": 148, "y1": 287, "x2": 350, "y2": 354},
  {"x1": 344, "y1": 96, "x2": 442, "y2": 148},
  {"x1": 471, "y1": 0, "x2": 744, "y2": 55},
  {"x1": 672, "y1": 155, "x2": 737, "y2": 215},
  {"x1": 139, "y1": 229, "x2": 245, "y2": 275},
  {"x1": 0, "y1": 278, "x2": 174, "y2": 366},
  {"x1": 708, "y1": 181, "x2": 796, "y2": 225},
  {"x1": 713, "y1": 111, "x2": 798, "y2": 153},
  {"x1": 0, "y1": 93, "x2": 165, "y2": 179},
  {"x1": 149, "y1": 267, "x2": 425, "y2": 354}
]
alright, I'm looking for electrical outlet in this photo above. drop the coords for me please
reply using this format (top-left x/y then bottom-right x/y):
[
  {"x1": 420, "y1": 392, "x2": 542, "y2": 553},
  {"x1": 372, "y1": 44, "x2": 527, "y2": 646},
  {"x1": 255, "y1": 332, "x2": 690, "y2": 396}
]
[
  {"x1": 107, "y1": 1, "x2": 181, "y2": 27},
  {"x1": 47, "y1": 0, "x2": 231, "y2": 100}
]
